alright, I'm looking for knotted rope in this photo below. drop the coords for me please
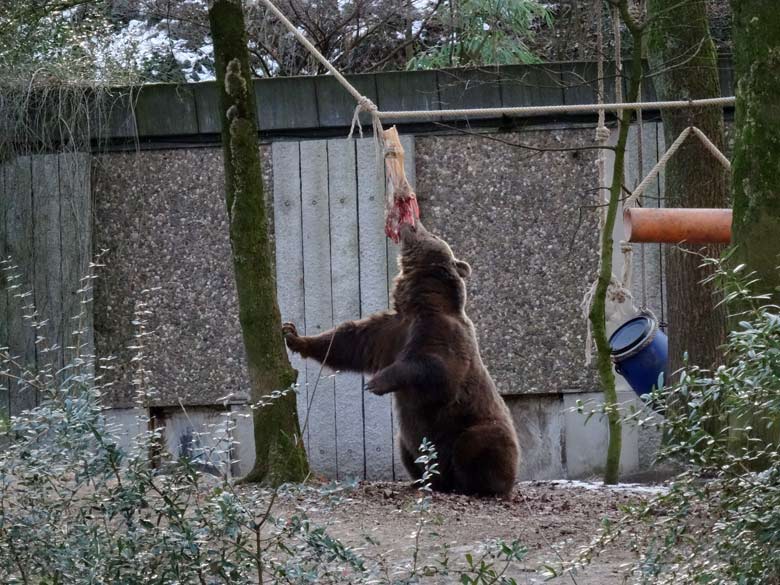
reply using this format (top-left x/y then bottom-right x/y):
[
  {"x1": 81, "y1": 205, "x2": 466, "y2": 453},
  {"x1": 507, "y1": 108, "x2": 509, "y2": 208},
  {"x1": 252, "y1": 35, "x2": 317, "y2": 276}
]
[
  {"x1": 627, "y1": 124, "x2": 731, "y2": 206},
  {"x1": 258, "y1": 0, "x2": 384, "y2": 144},
  {"x1": 582, "y1": 0, "x2": 636, "y2": 366}
]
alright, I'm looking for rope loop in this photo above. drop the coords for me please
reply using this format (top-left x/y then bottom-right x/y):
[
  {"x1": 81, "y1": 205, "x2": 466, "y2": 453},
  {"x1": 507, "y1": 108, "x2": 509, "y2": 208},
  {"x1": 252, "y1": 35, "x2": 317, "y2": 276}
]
[
  {"x1": 348, "y1": 96, "x2": 379, "y2": 139},
  {"x1": 595, "y1": 125, "x2": 611, "y2": 142}
]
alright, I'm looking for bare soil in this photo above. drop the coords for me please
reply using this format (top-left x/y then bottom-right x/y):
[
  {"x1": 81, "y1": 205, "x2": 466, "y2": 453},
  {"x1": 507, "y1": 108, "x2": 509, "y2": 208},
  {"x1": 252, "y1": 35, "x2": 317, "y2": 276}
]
[{"x1": 271, "y1": 479, "x2": 660, "y2": 584}]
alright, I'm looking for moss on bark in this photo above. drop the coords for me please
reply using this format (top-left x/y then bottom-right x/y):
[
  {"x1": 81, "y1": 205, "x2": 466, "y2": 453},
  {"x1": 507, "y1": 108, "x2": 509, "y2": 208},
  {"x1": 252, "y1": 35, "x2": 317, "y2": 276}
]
[
  {"x1": 730, "y1": 0, "x2": 780, "y2": 297},
  {"x1": 727, "y1": 0, "x2": 780, "y2": 462},
  {"x1": 646, "y1": 0, "x2": 728, "y2": 378},
  {"x1": 209, "y1": 0, "x2": 308, "y2": 484},
  {"x1": 589, "y1": 4, "x2": 645, "y2": 485}
]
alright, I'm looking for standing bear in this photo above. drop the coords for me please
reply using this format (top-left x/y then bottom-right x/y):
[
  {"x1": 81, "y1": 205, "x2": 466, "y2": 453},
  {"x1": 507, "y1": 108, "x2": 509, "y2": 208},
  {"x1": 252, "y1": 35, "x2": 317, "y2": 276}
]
[{"x1": 282, "y1": 221, "x2": 519, "y2": 497}]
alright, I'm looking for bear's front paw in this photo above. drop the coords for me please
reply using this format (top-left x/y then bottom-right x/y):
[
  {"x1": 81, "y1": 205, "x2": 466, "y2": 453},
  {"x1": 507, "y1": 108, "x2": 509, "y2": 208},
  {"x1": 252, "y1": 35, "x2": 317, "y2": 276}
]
[
  {"x1": 282, "y1": 322, "x2": 305, "y2": 353},
  {"x1": 366, "y1": 375, "x2": 394, "y2": 396}
]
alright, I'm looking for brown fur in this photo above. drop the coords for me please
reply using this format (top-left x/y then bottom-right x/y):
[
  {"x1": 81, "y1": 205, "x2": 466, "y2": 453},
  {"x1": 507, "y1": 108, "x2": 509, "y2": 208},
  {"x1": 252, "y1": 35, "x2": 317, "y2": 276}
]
[{"x1": 283, "y1": 221, "x2": 520, "y2": 497}]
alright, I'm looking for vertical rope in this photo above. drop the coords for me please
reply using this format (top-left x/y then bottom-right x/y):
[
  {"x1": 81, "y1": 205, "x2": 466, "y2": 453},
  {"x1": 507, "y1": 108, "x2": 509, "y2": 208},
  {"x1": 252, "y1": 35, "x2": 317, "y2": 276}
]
[
  {"x1": 583, "y1": 0, "x2": 611, "y2": 366},
  {"x1": 612, "y1": 4, "x2": 623, "y2": 109},
  {"x1": 637, "y1": 107, "x2": 648, "y2": 308}
]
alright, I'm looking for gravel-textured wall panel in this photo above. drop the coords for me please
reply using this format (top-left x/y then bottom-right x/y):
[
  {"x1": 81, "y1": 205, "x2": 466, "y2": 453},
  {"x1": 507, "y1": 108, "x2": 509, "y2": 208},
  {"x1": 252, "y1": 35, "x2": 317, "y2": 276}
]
[
  {"x1": 93, "y1": 147, "x2": 273, "y2": 407},
  {"x1": 415, "y1": 128, "x2": 600, "y2": 394}
]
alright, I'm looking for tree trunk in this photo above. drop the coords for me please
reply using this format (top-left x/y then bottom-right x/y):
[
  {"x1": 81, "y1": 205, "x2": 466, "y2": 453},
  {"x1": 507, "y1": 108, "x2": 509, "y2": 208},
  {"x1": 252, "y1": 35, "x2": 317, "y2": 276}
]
[
  {"x1": 730, "y1": 0, "x2": 780, "y2": 297},
  {"x1": 589, "y1": 4, "x2": 644, "y2": 485},
  {"x1": 646, "y1": 0, "x2": 728, "y2": 379},
  {"x1": 728, "y1": 0, "x2": 780, "y2": 462},
  {"x1": 209, "y1": 0, "x2": 309, "y2": 485}
]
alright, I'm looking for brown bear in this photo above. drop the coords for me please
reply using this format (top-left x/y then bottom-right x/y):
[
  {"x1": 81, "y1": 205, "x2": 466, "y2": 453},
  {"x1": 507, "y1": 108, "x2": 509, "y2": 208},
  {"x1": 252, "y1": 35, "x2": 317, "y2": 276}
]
[{"x1": 282, "y1": 221, "x2": 519, "y2": 497}]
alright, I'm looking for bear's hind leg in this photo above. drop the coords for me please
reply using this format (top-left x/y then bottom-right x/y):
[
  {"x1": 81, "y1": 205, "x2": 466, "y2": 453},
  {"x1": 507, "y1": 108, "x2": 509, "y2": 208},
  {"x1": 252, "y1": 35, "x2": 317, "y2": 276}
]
[{"x1": 451, "y1": 424, "x2": 519, "y2": 498}]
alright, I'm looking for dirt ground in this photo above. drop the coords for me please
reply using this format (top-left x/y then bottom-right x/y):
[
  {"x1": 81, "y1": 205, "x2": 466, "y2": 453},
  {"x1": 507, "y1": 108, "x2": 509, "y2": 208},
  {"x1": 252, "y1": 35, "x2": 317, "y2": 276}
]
[{"x1": 269, "y1": 479, "x2": 663, "y2": 584}]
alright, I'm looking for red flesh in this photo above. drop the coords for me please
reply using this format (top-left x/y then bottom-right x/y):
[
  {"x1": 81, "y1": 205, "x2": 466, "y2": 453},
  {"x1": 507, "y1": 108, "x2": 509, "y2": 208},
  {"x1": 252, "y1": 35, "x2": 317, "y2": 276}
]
[{"x1": 385, "y1": 194, "x2": 420, "y2": 243}]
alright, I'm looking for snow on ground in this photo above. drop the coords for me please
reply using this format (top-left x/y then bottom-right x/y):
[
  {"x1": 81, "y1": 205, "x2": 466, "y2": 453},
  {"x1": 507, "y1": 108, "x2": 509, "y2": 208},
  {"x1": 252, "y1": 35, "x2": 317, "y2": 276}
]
[
  {"x1": 524, "y1": 479, "x2": 669, "y2": 495},
  {"x1": 97, "y1": 19, "x2": 215, "y2": 82}
]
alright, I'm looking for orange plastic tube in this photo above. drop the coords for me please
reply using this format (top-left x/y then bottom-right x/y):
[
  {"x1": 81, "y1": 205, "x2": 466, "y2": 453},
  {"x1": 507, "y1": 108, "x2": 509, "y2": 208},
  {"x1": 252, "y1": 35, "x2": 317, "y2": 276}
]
[{"x1": 623, "y1": 208, "x2": 732, "y2": 244}]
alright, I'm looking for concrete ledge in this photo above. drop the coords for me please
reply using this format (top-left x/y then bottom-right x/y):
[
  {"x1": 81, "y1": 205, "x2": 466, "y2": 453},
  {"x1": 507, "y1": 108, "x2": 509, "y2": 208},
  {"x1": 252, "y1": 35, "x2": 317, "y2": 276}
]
[
  {"x1": 104, "y1": 405, "x2": 255, "y2": 478},
  {"x1": 102, "y1": 58, "x2": 735, "y2": 140},
  {"x1": 106, "y1": 390, "x2": 646, "y2": 482},
  {"x1": 562, "y1": 390, "x2": 639, "y2": 479}
]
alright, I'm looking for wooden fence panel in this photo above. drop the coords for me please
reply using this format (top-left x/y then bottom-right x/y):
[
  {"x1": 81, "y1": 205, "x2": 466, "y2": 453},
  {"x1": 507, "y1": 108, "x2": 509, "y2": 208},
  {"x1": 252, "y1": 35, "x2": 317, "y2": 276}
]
[
  {"x1": 327, "y1": 139, "x2": 364, "y2": 480},
  {"x1": 272, "y1": 141, "x2": 309, "y2": 451},
  {"x1": 300, "y1": 140, "x2": 338, "y2": 478},
  {"x1": 356, "y1": 138, "x2": 396, "y2": 480},
  {"x1": 0, "y1": 163, "x2": 7, "y2": 417},
  {"x1": 60, "y1": 152, "x2": 93, "y2": 365},
  {"x1": 2, "y1": 153, "x2": 91, "y2": 415},
  {"x1": 32, "y1": 154, "x2": 63, "y2": 372},
  {"x1": 5, "y1": 157, "x2": 37, "y2": 414},
  {"x1": 272, "y1": 136, "x2": 417, "y2": 480}
]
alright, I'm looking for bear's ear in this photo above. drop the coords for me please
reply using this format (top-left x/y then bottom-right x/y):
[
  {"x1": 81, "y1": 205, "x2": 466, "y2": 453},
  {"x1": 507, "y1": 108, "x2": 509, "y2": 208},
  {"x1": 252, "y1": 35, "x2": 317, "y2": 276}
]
[{"x1": 455, "y1": 260, "x2": 471, "y2": 278}]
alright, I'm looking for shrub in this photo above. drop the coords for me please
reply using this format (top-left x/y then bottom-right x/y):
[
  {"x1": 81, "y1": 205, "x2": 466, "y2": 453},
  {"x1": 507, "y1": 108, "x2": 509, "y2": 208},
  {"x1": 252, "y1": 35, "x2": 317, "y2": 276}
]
[
  {"x1": 563, "y1": 258, "x2": 780, "y2": 585},
  {"x1": 0, "y1": 268, "x2": 527, "y2": 584}
]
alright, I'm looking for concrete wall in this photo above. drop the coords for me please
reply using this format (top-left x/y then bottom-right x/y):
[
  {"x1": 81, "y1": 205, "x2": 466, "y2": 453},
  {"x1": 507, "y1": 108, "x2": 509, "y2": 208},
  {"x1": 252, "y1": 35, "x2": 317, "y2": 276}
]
[
  {"x1": 72, "y1": 62, "x2": 739, "y2": 480},
  {"x1": 92, "y1": 124, "x2": 654, "y2": 480}
]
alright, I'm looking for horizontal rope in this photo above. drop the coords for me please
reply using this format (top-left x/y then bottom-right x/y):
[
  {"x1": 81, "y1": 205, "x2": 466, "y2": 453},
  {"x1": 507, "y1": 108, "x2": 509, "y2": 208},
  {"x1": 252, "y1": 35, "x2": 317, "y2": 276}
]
[
  {"x1": 377, "y1": 96, "x2": 735, "y2": 121},
  {"x1": 258, "y1": 0, "x2": 734, "y2": 129}
]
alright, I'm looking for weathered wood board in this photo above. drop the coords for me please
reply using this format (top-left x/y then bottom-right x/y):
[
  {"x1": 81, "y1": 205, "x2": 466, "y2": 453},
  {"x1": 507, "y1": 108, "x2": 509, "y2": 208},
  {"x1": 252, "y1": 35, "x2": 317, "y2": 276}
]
[
  {"x1": 300, "y1": 140, "x2": 338, "y2": 478},
  {"x1": 355, "y1": 139, "x2": 396, "y2": 480},
  {"x1": 33, "y1": 154, "x2": 64, "y2": 372},
  {"x1": 5, "y1": 157, "x2": 37, "y2": 414},
  {"x1": 391, "y1": 134, "x2": 415, "y2": 480},
  {"x1": 272, "y1": 141, "x2": 309, "y2": 451},
  {"x1": 2, "y1": 153, "x2": 91, "y2": 415},
  {"x1": 272, "y1": 136, "x2": 416, "y2": 480},
  {"x1": 0, "y1": 163, "x2": 7, "y2": 416},
  {"x1": 625, "y1": 122, "x2": 666, "y2": 321},
  {"x1": 327, "y1": 139, "x2": 364, "y2": 480},
  {"x1": 59, "y1": 152, "x2": 94, "y2": 365}
]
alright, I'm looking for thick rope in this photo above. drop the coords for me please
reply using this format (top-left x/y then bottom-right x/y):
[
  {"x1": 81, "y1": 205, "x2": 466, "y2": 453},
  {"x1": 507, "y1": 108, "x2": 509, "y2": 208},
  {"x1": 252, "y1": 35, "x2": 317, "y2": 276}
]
[
  {"x1": 691, "y1": 126, "x2": 732, "y2": 169},
  {"x1": 627, "y1": 124, "x2": 730, "y2": 205},
  {"x1": 612, "y1": 4, "x2": 623, "y2": 107},
  {"x1": 594, "y1": 0, "x2": 609, "y2": 146},
  {"x1": 628, "y1": 126, "x2": 690, "y2": 205},
  {"x1": 584, "y1": 0, "x2": 628, "y2": 366},
  {"x1": 259, "y1": 0, "x2": 734, "y2": 126},
  {"x1": 583, "y1": 0, "x2": 640, "y2": 366},
  {"x1": 257, "y1": 0, "x2": 383, "y2": 142},
  {"x1": 636, "y1": 106, "x2": 648, "y2": 308},
  {"x1": 377, "y1": 96, "x2": 735, "y2": 121}
]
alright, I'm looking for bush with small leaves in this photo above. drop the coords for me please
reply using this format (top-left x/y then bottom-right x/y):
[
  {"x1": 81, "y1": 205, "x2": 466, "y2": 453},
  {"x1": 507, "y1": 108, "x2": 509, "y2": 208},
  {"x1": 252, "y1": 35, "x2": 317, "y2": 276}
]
[
  {"x1": 560, "y1": 256, "x2": 780, "y2": 585},
  {"x1": 0, "y1": 265, "x2": 527, "y2": 584}
]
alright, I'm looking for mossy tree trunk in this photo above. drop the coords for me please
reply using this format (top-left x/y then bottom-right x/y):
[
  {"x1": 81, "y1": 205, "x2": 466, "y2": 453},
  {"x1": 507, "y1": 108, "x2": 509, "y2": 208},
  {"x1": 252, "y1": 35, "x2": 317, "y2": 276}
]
[
  {"x1": 589, "y1": 1, "x2": 644, "y2": 485},
  {"x1": 728, "y1": 0, "x2": 780, "y2": 461},
  {"x1": 209, "y1": 0, "x2": 309, "y2": 485},
  {"x1": 730, "y1": 1, "x2": 780, "y2": 297},
  {"x1": 646, "y1": 0, "x2": 728, "y2": 379}
]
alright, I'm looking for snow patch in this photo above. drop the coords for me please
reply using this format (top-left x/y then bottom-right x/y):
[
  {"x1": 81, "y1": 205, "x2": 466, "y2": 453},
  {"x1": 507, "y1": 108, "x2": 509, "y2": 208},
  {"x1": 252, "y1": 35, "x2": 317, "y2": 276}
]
[
  {"x1": 97, "y1": 19, "x2": 215, "y2": 81},
  {"x1": 520, "y1": 479, "x2": 669, "y2": 495}
]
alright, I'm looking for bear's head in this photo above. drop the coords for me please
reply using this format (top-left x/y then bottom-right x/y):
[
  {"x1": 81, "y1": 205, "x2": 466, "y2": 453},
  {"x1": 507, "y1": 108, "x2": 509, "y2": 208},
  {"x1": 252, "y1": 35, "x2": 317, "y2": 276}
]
[{"x1": 391, "y1": 221, "x2": 471, "y2": 315}]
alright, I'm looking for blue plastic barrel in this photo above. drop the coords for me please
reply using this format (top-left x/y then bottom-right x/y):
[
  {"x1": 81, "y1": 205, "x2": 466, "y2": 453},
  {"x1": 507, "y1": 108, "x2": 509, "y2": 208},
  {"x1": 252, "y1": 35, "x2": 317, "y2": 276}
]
[{"x1": 608, "y1": 314, "x2": 668, "y2": 397}]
